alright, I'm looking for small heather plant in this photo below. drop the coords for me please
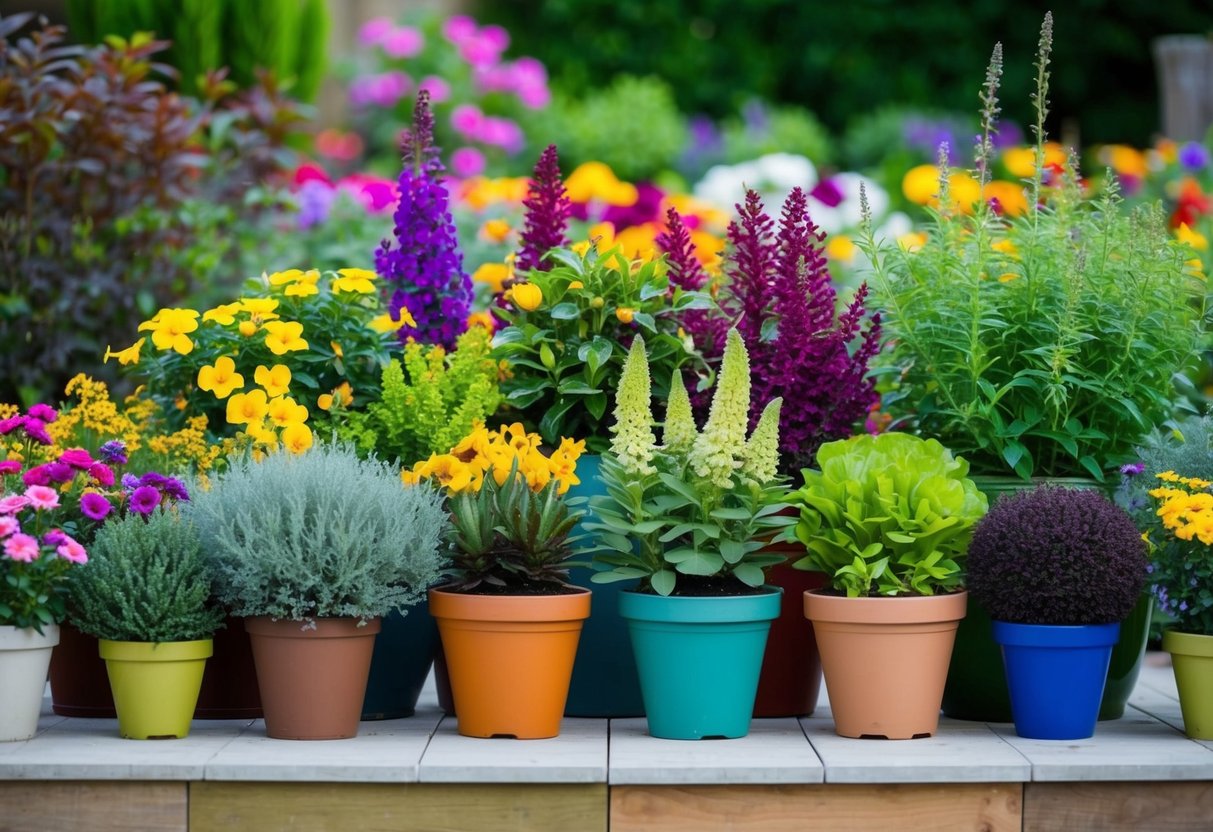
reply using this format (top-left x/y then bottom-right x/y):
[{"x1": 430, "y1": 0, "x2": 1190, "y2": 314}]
[
  {"x1": 189, "y1": 444, "x2": 449, "y2": 622},
  {"x1": 374, "y1": 91, "x2": 473, "y2": 348},
  {"x1": 515, "y1": 144, "x2": 571, "y2": 273},
  {"x1": 967, "y1": 487, "x2": 1148, "y2": 625},
  {"x1": 70, "y1": 508, "x2": 224, "y2": 643}
]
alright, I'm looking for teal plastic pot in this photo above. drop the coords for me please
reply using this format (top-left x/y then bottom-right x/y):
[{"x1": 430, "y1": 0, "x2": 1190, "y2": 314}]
[
  {"x1": 621, "y1": 587, "x2": 781, "y2": 740},
  {"x1": 565, "y1": 455, "x2": 645, "y2": 717},
  {"x1": 361, "y1": 602, "x2": 439, "y2": 720}
]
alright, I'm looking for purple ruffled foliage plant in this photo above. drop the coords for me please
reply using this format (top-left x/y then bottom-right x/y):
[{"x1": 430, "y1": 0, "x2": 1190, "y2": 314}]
[
  {"x1": 967, "y1": 487, "x2": 1148, "y2": 625},
  {"x1": 515, "y1": 144, "x2": 571, "y2": 274},
  {"x1": 702, "y1": 187, "x2": 882, "y2": 473},
  {"x1": 374, "y1": 91, "x2": 472, "y2": 348}
]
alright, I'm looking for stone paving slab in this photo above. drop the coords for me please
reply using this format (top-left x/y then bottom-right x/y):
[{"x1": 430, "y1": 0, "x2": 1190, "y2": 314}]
[
  {"x1": 417, "y1": 717, "x2": 607, "y2": 783},
  {"x1": 609, "y1": 718, "x2": 823, "y2": 785}
]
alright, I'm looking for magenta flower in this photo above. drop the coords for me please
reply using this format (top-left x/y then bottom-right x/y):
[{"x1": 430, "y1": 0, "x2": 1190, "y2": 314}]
[
  {"x1": 80, "y1": 492, "x2": 113, "y2": 521},
  {"x1": 418, "y1": 75, "x2": 451, "y2": 104},
  {"x1": 27, "y1": 403, "x2": 56, "y2": 423},
  {"x1": 381, "y1": 25, "x2": 424, "y2": 59},
  {"x1": 129, "y1": 486, "x2": 161, "y2": 515},
  {"x1": 0, "y1": 415, "x2": 24, "y2": 435},
  {"x1": 0, "y1": 460, "x2": 20, "y2": 476},
  {"x1": 357, "y1": 16, "x2": 394, "y2": 47},
  {"x1": 42, "y1": 463, "x2": 75, "y2": 484},
  {"x1": 451, "y1": 104, "x2": 484, "y2": 137},
  {"x1": 451, "y1": 146, "x2": 486, "y2": 178},
  {"x1": 516, "y1": 145, "x2": 571, "y2": 274},
  {"x1": 0, "y1": 516, "x2": 18, "y2": 537},
  {"x1": 55, "y1": 536, "x2": 88, "y2": 564},
  {"x1": 3, "y1": 533, "x2": 39, "y2": 562},
  {"x1": 24, "y1": 485, "x2": 60, "y2": 511},
  {"x1": 22, "y1": 418, "x2": 51, "y2": 445},
  {"x1": 88, "y1": 463, "x2": 115, "y2": 487},
  {"x1": 21, "y1": 465, "x2": 51, "y2": 487},
  {"x1": 442, "y1": 15, "x2": 478, "y2": 45},
  {"x1": 0, "y1": 495, "x2": 29, "y2": 514},
  {"x1": 66, "y1": 446, "x2": 102, "y2": 471}
]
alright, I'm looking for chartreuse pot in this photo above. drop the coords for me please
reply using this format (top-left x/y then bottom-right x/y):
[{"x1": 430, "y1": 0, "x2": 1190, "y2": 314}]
[
  {"x1": 1162, "y1": 630, "x2": 1213, "y2": 740},
  {"x1": 993, "y1": 621, "x2": 1119, "y2": 740},
  {"x1": 621, "y1": 588, "x2": 781, "y2": 740},
  {"x1": 99, "y1": 639, "x2": 212, "y2": 740},
  {"x1": 564, "y1": 454, "x2": 646, "y2": 718}
]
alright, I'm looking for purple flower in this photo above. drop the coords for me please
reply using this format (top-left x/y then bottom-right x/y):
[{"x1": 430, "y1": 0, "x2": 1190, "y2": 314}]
[
  {"x1": 22, "y1": 418, "x2": 51, "y2": 446},
  {"x1": 516, "y1": 145, "x2": 572, "y2": 274},
  {"x1": 1120, "y1": 462, "x2": 1145, "y2": 477},
  {"x1": 810, "y1": 178, "x2": 845, "y2": 208},
  {"x1": 603, "y1": 181, "x2": 665, "y2": 229},
  {"x1": 161, "y1": 477, "x2": 189, "y2": 502},
  {"x1": 374, "y1": 91, "x2": 472, "y2": 349},
  {"x1": 296, "y1": 179, "x2": 336, "y2": 230},
  {"x1": 121, "y1": 473, "x2": 141, "y2": 491},
  {"x1": 21, "y1": 465, "x2": 51, "y2": 487},
  {"x1": 99, "y1": 440, "x2": 128, "y2": 466},
  {"x1": 138, "y1": 471, "x2": 168, "y2": 489},
  {"x1": 42, "y1": 528, "x2": 67, "y2": 546},
  {"x1": 129, "y1": 486, "x2": 161, "y2": 516},
  {"x1": 58, "y1": 448, "x2": 94, "y2": 470},
  {"x1": 80, "y1": 492, "x2": 113, "y2": 521},
  {"x1": 26, "y1": 404, "x2": 56, "y2": 423},
  {"x1": 1179, "y1": 142, "x2": 1210, "y2": 172},
  {"x1": 42, "y1": 462, "x2": 75, "y2": 484},
  {"x1": 0, "y1": 415, "x2": 23, "y2": 435}
]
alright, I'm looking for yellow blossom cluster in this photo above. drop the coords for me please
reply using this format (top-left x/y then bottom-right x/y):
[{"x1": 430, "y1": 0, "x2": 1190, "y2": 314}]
[
  {"x1": 49, "y1": 375, "x2": 151, "y2": 453},
  {"x1": 402, "y1": 423, "x2": 584, "y2": 496},
  {"x1": 145, "y1": 415, "x2": 224, "y2": 473},
  {"x1": 1150, "y1": 471, "x2": 1213, "y2": 546}
]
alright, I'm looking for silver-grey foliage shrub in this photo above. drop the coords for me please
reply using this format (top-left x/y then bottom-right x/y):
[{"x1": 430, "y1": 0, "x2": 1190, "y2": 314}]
[{"x1": 189, "y1": 445, "x2": 449, "y2": 622}]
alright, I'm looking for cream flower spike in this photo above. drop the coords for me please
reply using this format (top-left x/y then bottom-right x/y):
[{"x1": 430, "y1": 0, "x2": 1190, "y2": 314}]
[
  {"x1": 689, "y1": 328, "x2": 750, "y2": 488},
  {"x1": 610, "y1": 336, "x2": 656, "y2": 476},
  {"x1": 662, "y1": 371, "x2": 697, "y2": 454},
  {"x1": 742, "y1": 397, "x2": 782, "y2": 486}
]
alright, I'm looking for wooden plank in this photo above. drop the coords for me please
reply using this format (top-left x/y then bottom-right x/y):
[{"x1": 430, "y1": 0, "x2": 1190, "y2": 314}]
[
  {"x1": 609, "y1": 783, "x2": 1022, "y2": 832},
  {"x1": 1024, "y1": 781, "x2": 1213, "y2": 832},
  {"x1": 0, "y1": 781, "x2": 186, "y2": 832},
  {"x1": 190, "y1": 782, "x2": 606, "y2": 832}
]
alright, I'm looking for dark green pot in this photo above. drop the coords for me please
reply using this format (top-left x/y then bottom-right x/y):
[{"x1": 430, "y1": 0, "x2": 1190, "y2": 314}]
[
  {"x1": 564, "y1": 454, "x2": 645, "y2": 717},
  {"x1": 361, "y1": 602, "x2": 439, "y2": 720},
  {"x1": 942, "y1": 475, "x2": 1152, "y2": 722}
]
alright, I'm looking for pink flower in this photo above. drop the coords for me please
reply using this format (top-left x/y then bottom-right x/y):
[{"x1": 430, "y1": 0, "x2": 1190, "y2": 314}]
[
  {"x1": 418, "y1": 75, "x2": 450, "y2": 104},
  {"x1": 451, "y1": 146, "x2": 486, "y2": 178},
  {"x1": 3, "y1": 533, "x2": 39, "y2": 562},
  {"x1": 21, "y1": 465, "x2": 50, "y2": 487},
  {"x1": 357, "y1": 16, "x2": 395, "y2": 47},
  {"x1": 0, "y1": 495, "x2": 29, "y2": 514},
  {"x1": 80, "y1": 492, "x2": 112, "y2": 521},
  {"x1": 0, "y1": 415, "x2": 24, "y2": 435},
  {"x1": 441, "y1": 14, "x2": 478, "y2": 45},
  {"x1": 24, "y1": 485, "x2": 60, "y2": 511},
  {"x1": 0, "y1": 516, "x2": 19, "y2": 537},
  {"x1": 0, "y1": 460, "x2": 21, "y2": 476},
  {"x1": 381, "y1": 25, "x2": 424, "y2": 58},
  {"x1": 476, "y1": 117, "x2": 524, "y2": 153},
  {"x1": 479, "y1": 25, "x2": 509, "y2": 54},
  {"x1": 88, "y1": 463, "x2": 115, "y2": 487},
  {"x1": 27, "y1": 403, "x2": 57, "y2": 423},
  {"x1": 129, "y1": 485, "x2": 161, "y2": 515},
  {"x1": 518, "y1": 84, "x2": 551, "y2": 109},
  {"x1": 56, "y1": 537, "x2": 88, "y2": 564},
  {"x1": 450, "y1": 104, "x2": 484, "y2": 137},
  {"x1": 22, "y1": 418, "x2": 51, "y2": 445},
  {"x1": 459, "y1": 37, "x2": 501, "y2": 68}
]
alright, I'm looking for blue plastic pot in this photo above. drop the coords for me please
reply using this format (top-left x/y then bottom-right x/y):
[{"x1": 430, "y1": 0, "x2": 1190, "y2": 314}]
[
  {"x1": 993, "y1": 620, "x2": 1120, "y2": 740},
  {"x1": 565, "y1": 455, "x2": 645, "y2": 717},
  {"x1": 621, "y1": 587, "x2": 781, "y2": 740}
]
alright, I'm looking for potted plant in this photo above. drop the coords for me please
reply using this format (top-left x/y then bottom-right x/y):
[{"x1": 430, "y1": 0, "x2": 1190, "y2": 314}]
[
  {"x1": 69, "y1": 508, "x2": 224, "y2": 739},
  {"x1": 791, "y1": 432, "x2": 985, "y2": 739},
  {"x1": 863, "y1": 19, "x2": 1203, "y2": 720},
  {"x1": 1144, "y1": 471, "x2": 1213, "y2": 738},
  {"x1": 189, "y1": 444, "x2": 448, "y2": 740},
  {"x1": 966, "y1": 486, "x2": 1148, "y2": 739},
  {"x1": 584, "y1": 330, "x2": 794, "y2": 740},
  {"x1": 407, "y1": 423, "x2": 589, "y2": 739}
]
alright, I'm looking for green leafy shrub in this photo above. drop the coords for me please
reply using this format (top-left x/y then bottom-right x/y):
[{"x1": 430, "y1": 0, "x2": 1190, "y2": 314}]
[
  {"x1": 721, "y1": 101, "x2": 833, "y2": 166},
  {"x1": 791, "y1": 433, "x2": 988, "y2": 597},
  {"x1": 189, "y1": 445, "x2": 449, "y2": 621},
  {"x1": 70, "y1": 509, "x2": 224, "y2": 643}
]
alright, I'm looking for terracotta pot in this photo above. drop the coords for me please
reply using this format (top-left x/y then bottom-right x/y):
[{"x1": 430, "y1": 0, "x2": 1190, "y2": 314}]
[
  {"x1": 806, "y1": 589, "x2": 968, "y2": 739},
  {"x1": 430, "y1": 587, "x2": 590, "y2": 739},
  {"x1": 754, "y1": 559, "x2": 826, "y2": 717},
  {"x1": 49, "y1": 621, "x2": 115, "y2": 718},
  {"x1": 244, "y1": 616, "x2": 380, "y2": 740}
]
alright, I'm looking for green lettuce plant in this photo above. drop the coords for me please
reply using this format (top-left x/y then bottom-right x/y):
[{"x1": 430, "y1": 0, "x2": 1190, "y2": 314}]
[
  {"x1": 189, "y1": 444, "x2": 448, "y2": 622},
  {"x1": 584, "y1": 330, "x2": 795, "y2": 596},
  {"x1": 70, "y1": 508, "x2": 224, "y2": 643},
  {"x1": 791, "y1": 433, "x2": 988, "y2": 597}
]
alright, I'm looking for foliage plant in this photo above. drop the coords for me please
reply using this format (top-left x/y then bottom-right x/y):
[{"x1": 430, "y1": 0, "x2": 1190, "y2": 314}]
[
  {"x1": 1140, "y1": 471, "x2": 1213, "y2": 636},
  {"x1": 862, "y1": 18, "x2": 1207, "y2": 482},
  {"x1": 710, "y1": 186, "x2": 882, "y2": 473},
  {"x1": 190, "y1": 444, "x2": 448, "y2": 622},
  {"x1": 584, "y1": 331, "x2": 796, "y2": 596},
  {"x1": 70, "y1": 508, "x2": 224, "y2": 643},
  {"x1": 791, "y1": 433, "x2": 987, "y2": 597},
  {"x1": 492, "y1": 244, "x2": 711, "y2": 451},
  {"x1": 967, "y1": 486, "x2": 1147, "y2": 624}
]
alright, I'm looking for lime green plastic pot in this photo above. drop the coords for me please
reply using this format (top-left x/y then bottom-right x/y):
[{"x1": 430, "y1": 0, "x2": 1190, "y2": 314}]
[
  {"x1": 100, "y1": 639, "x2": 212, "y2": 740},
  {"x1": 1163, "y1": 629, "x2": 1213, "y2": 739}
]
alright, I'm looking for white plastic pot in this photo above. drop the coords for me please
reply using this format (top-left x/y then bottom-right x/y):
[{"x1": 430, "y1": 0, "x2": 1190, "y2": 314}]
[{"x1": 0, "y1": 624, "x2": 59, "y2": 741}]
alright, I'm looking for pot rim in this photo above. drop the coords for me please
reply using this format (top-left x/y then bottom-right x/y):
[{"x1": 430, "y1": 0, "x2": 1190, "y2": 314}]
[
  {"x1": 244, "y1": 616, "x2": 383, "y2": 637},
  {"x1": 804, "y1": 588, "x2": 969, "y2": 625},
  {"x1": 1163, "y1": 628, "x2": 1213, "y2": 658},
  {"x1": 991, "y1": 619, "x2": 1120, "y2": 648},
  {"x1": 429, "y1": 585, "x2": 591, "y2": 623},
  {"x1": 619, "y1": 585, "x2": 782, "y2": 624},
  {"x1": 99, "y1": 638, "x2": 214, "y2": 662},
  {"x1": 0, "y1": 622, "x2": 60, "y2": 650}
]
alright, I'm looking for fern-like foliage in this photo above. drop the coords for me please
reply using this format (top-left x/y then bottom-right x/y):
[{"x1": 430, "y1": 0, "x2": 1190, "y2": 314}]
[
  {"x1": 188, "y1": 444, "x2": 449, "y2": 621},
  {"x1": 70, "y1": 508, "x2": 225, "y2": 643}
]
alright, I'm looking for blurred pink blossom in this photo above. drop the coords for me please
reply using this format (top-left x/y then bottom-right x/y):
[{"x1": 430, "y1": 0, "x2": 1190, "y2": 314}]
[
  {"x1": 382, "y1": 25, "x2": 424, "y2": 58},
  {"x1": 442, "y1": 15, "x2": 477, "y2": 44},
  {"x1": 418, "y1": 75, "x2": 451, "y2": 103},
  {"x1": 451, "y1": 104, "x2": 484, "y2": 137},
  {"x1": 451, "y1": 147, "x2": 487, "y2": 178},
  {"x1": 358, "y1": 17, "x2": 395, "y2": 47},
  {"x1": 477, "y1": 116, "x2": 524, "y2": 153}
]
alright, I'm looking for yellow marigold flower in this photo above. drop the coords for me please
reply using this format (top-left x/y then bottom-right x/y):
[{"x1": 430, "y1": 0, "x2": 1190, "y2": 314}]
[
  {"x1": 565, "y1": 161, "x2": 638, "y2": 206},
  {"x1": 263, "y1": 320, "x2": 308, "y2": 355},
  {"x1": 267, "y1": 396, "x2": 309, "y2": 428},
  {"x1": 825, "y1": 235, "x2": 857, "y2": 263},
  {"x1": 473, "y1": 262, "x2": 511, "y2": 294},
  {"x1": 138, "y1": 308, "x2": 199, "y2": 354},
  {"x1": 983, "y1": 180, "x2": 1029, "y2": 217},
  {"x1": 197, "y1": 356, "x2": 245, "y2": 399},
  {"x1": 616, "y1": 306, "x2": 636, "y2": 324},
  {"x1": 480, "y1": 218, "x2": 512, "y2": 242},
  {"x1": 333, "y1": 268, "x2": 377, "y2": 294},
  {"x1": 202, "y1": 302, "x2": 243, "y2": 326},
  {"x1": 615, "y1": 224, "x2": 659, "y2": 260},
  {"x1": 897, "y1": 232, "x2": 928, "y2": 253},
  {"x1": 226, "y1": 390, "x2": 268, "y2": 425},
  {"x1": 1158, "y1": 471, "x2": 1181, "y2": 482},
  {"x1": 1002, "y1": 143, "x2": 1067, "y2": 178},
  {"x1": 510, "y1": 282, "x2": 543, "y2": 312},
  {"x1": 103, "y1": 337, "x2": 145, "y2": 366},
  {"x1": 1177, "y1": 222, "x2": 1209, "y2": 252},
  {"x1": 998, "y1": 272, "x2": 1020, "y2": 283},
  {"x1": 902, "y1": 164, "x2": 940, "y2": 205},
  {"x1": 467, "y1": 311, "x2": 495, "y2": 330},
  {"x1": 254, "y1": 364, "x2": 292, "y2": 397}
]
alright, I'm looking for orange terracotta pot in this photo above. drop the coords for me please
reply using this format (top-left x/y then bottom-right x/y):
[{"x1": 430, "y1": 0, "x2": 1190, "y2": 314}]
[
  {"x1": 429, "y1": 587, "x2": 590, "y2": 739},
  {"x1": 244, "y1": 616, "x2": 380, "y2": 740},
  {"x1": 805, "y1": 590, "x2": 967, "y2": 739}
]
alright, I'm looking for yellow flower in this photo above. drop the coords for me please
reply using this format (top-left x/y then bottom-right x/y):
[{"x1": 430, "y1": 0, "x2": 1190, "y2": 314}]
[
  {"x1": 825, "y1": 235, "x2": 857, "y2": 263},
  {"x1": 284, "y1": 281, "x2": 319, "y2": 297},
  {"x1": 263, "y1": 321, "x2": 308, "y2": 355},
  {"x1": 1002, "y1": 143, "x2": 1067, "y2": 178},
  {"x1": 616, "y1": 307, "x2": 636, "y2": 324},
  {"x1": 1100, "y1": 145, "x2": 1147, "y2": 178},
  {"x1": 238, "y1": 298, "x2": 280, "y2": 319},
  {"x1": 467, "y1": 311, "x2": 495, "y2": 330},
  {"x1": 267, "y1": 395, "x2": 309, "y2": 427},
  {"x1": 414, "y1": 454, "x2": 474, "y2": 492},
  {"x1": 1177, "y1": 222, "x2": 1209, "y2": 252},
  {"x1": 615, "y1": 224, "x2": 659, "y2": 261},
  {"x1": 991, "y1": 239, "x2": 1019, "y2": 258},
  {"x1": 333, "y1": 268, "x2": 377, "y2": 294},
  {"x1": 369, "y1": 305, "x2": 420, "y2": 334},
  {"x1": 565, "y1": 161, "x2": 638, "y2": 206},
  {"x1": 480, "y1": 218, "x2": 512, "y2": 242},
  {"x1": 197, "y1": 356, "x2": 245, "y2": 399},
  {"x1": 897, "y1": 232, "x2": 928, "y2": 252},
  {"x1": 238, "y1": 320, "x2": 258, "y2": 337},
  {"x1": 902, "y1": 164, "x2": 940, "y2": 205},
  {"x1": 948, "y1": 173, "x2": 982, "y2": 213},
  {"x1": 473, "y1": 262, "x2": 511, "y2": 294},
  {"x1": 103, "y1": 337, "x2": 145, "y2": 366},
  {"x1": 254, "y1": 364, "x2": 292, "y2": 397},
  {"x1": 280, "y1": 422, "x2": 313, "y2": 454},
  {"x1": 510, "y1": 282, "x2": 543, "y2": 312},
  {"x1": 567, "y1": 280, "x2": 585, "y2": 290},
  {"x1": 138, "y1": 308, "x2": 200, "y2": 354},
  {"x1": 317, "y1": 382, "x2": 353, "y2": 411},
  {"x1": 268, "y1": 269, "x2": 309, "y2": 286},
  {"x1": 202, "y1": 302, "x2": 244, "y2": 326},
  {"x1": 225, "y1": 390, "x2": 269, "y2": 425},
  {"x1": 997, "y1": 272, "x2": 1020, "y2": 283},
  {"x1": 571, "y1": 240, "x2": 591, "y2": 257},
  {"x1": 983, "y1": 180, "x2": 1029, "y2": 217}
]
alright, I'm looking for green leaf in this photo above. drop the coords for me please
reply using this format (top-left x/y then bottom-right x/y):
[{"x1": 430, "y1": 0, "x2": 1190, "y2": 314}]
[
  {"x1": 550, "y1": 302, "x2": 580, "y2": 320},
  {"x1": 720, "y1": 539, "x2": 746, "y2": 563},
  {"x1": 651, "y1": 569, "x2": 676, "y2": 596},
  {"x1": 733, "y1": 563, "x2": 766, "y2": 587},
  {"x1": 674, "y1": 550, "x2": 725, "y2": 576},
  {"x1": 710, "y1": 507, "x2": 753, "y2": 521}
]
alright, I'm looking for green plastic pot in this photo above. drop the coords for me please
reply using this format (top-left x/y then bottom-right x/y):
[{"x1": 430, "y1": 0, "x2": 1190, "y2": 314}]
[
  {"x1": 361, "y1": 602, "x2": 439, "y2": 720},
  {"x1": 942, "y1": 475, "x2": 1152, "y2": 722},
  {"x1": 100, "y1": 639, "x2": 212, "y2": 740},
  {"x1": 1163, "y1": 629, "x2": 1213, "y2": 739}
]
